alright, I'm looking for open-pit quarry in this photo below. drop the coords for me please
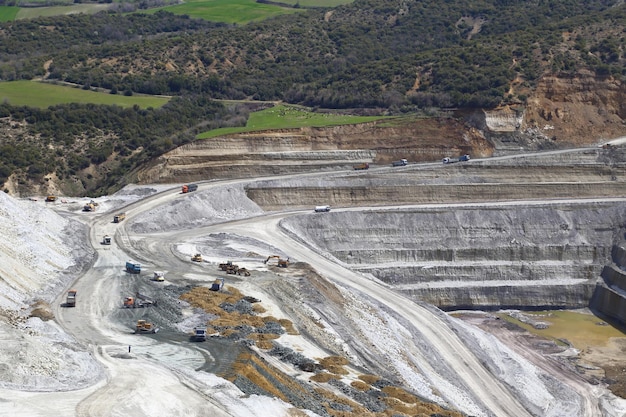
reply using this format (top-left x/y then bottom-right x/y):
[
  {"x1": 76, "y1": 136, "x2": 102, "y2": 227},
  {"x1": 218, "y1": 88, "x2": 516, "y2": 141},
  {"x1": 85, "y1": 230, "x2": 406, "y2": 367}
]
[
  {"x1": 2, "y1": 118, "x2": 626, "y2": 417},
  {"x1": 127, "y1": 131, "x2": 626, "y2": 416}
]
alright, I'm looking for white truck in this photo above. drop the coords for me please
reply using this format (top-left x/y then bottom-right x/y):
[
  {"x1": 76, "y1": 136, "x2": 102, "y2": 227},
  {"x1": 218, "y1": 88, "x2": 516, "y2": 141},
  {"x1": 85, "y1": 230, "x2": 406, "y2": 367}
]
[
  {"x1": 392, "y1": 159, "x2": 408, "y2": 166},
  {"x1": 192, "y1": 326, "x2": 207, "y2": 342},
  {"x1": 442, "y1": 154, "x2": 470, "y2": 164},
  {"x1": 314, "y1": 205, "x2": 331, "y2": 212}
]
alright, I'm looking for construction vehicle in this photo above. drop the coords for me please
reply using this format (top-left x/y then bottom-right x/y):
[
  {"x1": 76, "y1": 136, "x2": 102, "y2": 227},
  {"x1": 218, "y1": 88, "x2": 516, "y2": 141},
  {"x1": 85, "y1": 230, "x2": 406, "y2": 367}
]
[
  {"x1": 314, "y1": 205, "x2": 331, "y2": 212},
  {"x1": 210, "y1": 277, "x2": 225, "y2": 291},
  {"x1": 113, "y1": 213, "x2": 126, "y2": 223},
  {"x1": 102, "y1": 235, "x2": 112, "y2": 245},
  {"x1": 82, "y1": 200, "x2": 98, "y2": 212},
  {"x1": 123, "y1": 292, "x2": 156, "y2": 308},
  {"x1": 353, "y1": 163, "x2": 369, "y2": 170},
  {"x1": 442, "y1": 154, "x2": 470, "y2": 164},
  {"x1": 134, "y1": 319, "x2": 158, "y2": 334},
  {"x1": 152, "y1": 271, "x2": 165, "y2": 282},
  {"x1": 125, "y1": 261, "x2": 141, "y2": 274},
  {"x1": 392, "y1": 159, "x2": 408, "y2": 167},
  {"x1": 192, "y1": 326, "x2": 207, "y2": 342},
  {"x1": 45, "y1": 195, "x2": 57, "y2": 202},
  {"x1": 66, "y1": 289, "x2": 77, "y2": 307},
  {"x1": 237, "y1": 268, "x2": 251, "y2": 276},
  {"x1": 181, "y1": 184, "x2": 198, "y2": 193},
  {"x1": 219, "y1": 261, "x2": 239, "y2": 274},
  {"x1": 264, "y1": 255, "x2": 289, "y2": 268},
  {"x1": 191, "y1": 253, "x2": 203, "y2": 262}
]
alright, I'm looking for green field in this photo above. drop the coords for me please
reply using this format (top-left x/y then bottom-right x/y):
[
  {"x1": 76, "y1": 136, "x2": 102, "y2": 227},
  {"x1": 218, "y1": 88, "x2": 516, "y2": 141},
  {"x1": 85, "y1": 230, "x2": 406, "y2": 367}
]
[
  {"x1": 0, "y1": 0, "x2": 353, "y2": 22},
  {"x1": 0, "y1": 6, "x2": 19, "y2": 21},
  {"x1": 198, "y1": 104, "x2": 388, "y2": 138},
  {"x1": 0, "y1": 81, "x2": 170, "y2": 109},
  {"x1": 147, "y1": 0, "x2": 301, "y2": 23},
  {"x1": 275, "y1": 0, "x2": 353, "y2": 7}
]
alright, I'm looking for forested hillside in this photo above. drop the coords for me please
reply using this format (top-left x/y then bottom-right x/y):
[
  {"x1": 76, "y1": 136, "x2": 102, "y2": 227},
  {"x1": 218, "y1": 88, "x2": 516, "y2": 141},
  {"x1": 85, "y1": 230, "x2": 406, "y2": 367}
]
[{"x1": 0, "y1": 0, "x2": 625, "y2": 195}]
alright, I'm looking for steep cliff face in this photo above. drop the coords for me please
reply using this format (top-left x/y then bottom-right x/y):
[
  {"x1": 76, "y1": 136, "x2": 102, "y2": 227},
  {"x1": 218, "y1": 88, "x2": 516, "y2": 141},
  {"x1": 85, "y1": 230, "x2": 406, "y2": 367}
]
[
  {"x1": 592, "y1": 242, "x2": 626, "y2": 324},
  {"x1": 524, "y1": 71, "x2": 626, "y2": 146}
]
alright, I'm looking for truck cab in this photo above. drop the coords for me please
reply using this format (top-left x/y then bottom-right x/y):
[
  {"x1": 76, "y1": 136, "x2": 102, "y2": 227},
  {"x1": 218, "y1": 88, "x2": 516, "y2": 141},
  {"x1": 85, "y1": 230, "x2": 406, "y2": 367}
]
[
  {"x1": 125, "y1": 261, "x2": 141, "y2": 274},
  {"x1": 193, "y1": 326, "x2": 207, "y2": 342}
]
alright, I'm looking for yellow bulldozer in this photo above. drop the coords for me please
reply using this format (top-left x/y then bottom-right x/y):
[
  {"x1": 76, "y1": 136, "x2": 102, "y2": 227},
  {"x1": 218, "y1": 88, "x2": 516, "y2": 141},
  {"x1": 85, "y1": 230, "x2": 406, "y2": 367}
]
[{"x1": 191, "y1": 253, "x2": 203, "y2": 262}]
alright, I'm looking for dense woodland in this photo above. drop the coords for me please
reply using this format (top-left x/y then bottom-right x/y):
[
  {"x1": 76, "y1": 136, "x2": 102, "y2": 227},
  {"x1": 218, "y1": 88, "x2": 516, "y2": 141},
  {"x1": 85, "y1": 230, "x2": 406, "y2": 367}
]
[{"x1": 0, "y1": 0, "x2": 625, "y2": 194}]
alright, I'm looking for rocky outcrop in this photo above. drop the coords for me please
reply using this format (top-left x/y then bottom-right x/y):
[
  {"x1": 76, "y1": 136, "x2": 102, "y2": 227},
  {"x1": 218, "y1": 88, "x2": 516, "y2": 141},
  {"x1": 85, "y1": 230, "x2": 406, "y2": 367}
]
[{"x1": 524, "y1": 71, "x2": 626, "y2": 147}]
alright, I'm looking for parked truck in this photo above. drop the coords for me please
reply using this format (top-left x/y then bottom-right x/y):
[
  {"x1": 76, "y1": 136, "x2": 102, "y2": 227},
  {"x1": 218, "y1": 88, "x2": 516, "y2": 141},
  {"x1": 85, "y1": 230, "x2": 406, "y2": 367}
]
[
  {"x1": 192, "y1": 326, "x2": 207, "y2": 342},
  {"x1": 102, "y1": 235, "x2": 112, "y2": 245},
  {"x1": 113, "y1": 213, "x2": 126, "y2": 223},
  {"x1": 134, "y1": 319, "x2": 158, "y2": 334},
  {"x1": 45, "y1": 195, "x2": 57, "y2": 202},
  {"x1": 181, "y1": 184, "x2": 198, "y2": 193},
  {"x1": 125, "y1": 261, "x2": 141, "y2": 274},
  {"x1": 392, "y1": 159, "x2": 408, "y2": 167},
  {"x1": 210, "y1": 277, "x2": 225, "y2": 291},
  {"x1": 314, "y1": 205, "x2": 331, "y2": 212},
  {"x1": 353, "y1": 163, "x2": 369, "y2": 170},
  {"x1": 152, "y1": 271, "x2": 165, "y2": 282},
  {"x1": 66, "y1": 289, "x2": 77, "y2": 307},
  {"x1": 442, "y1": 154, "x2": 470, "y2": 164}
]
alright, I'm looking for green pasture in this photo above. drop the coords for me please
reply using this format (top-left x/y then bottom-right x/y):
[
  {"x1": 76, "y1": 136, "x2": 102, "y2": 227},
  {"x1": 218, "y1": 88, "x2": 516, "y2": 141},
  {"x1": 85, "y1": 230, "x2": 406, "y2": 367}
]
[
  {"x1": 147, "y1": 0, "x2": 301, "y2": 24},
  {"x1": 0, "y1": 6, "x2": 19, "y2": 21},
  {"x1": 502, "y1": 310, "x2": 625, "y2": 351},
  {"x1": 276, "y1": 0, "x2": 353, "y2": 7},
  {"x1": 198, "y1": 104, "x2": 388, "y2": 138},
  {"x1": 0, "y1": 81, "x2": 169, "y2": 109}
]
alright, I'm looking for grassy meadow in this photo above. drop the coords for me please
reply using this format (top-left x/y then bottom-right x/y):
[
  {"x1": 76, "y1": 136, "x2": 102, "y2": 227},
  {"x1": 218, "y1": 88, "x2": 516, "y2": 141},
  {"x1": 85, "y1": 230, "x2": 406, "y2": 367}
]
[
  {"x1": 198, "y1": 105, "x2": 388, "y2": 138},
  {"x1": 0, "y1": 81, "x2": 170, "y2": 109},
  {"x1": 147, "y1": 0, "x2": 302, "y2": 24}
]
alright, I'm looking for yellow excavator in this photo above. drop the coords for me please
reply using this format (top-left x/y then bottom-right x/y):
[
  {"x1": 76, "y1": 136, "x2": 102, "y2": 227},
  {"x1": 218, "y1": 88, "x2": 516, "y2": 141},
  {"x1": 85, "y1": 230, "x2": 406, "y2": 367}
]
[{"x1": 264, "y1": 255, "x2": 289, "y2": 268}]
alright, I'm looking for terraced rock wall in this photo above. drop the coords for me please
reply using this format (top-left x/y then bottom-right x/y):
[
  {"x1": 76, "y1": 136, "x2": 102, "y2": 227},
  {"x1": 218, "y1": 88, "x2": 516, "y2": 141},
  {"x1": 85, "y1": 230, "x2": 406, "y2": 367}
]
[{"x1": 281, "y1": 204, "x2": 624, "y2": 310}]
